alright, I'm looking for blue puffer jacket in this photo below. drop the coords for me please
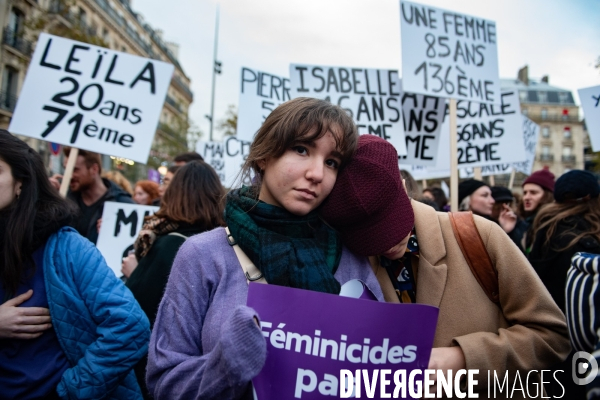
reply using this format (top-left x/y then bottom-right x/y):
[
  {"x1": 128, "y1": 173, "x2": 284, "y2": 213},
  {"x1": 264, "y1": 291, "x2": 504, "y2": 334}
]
[{"x1": 44, "y1": 227, "x2": 150, "y2": 399}]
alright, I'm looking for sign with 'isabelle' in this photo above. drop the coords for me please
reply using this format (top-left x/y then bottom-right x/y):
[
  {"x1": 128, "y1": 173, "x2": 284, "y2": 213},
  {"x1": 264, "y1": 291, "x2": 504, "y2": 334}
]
[
  {"x1": 290, "y1": 64, "x2": 407, "y2": 156},
  {"x1": 9, "y1": 33, "x2": 174, "y2": 164}
]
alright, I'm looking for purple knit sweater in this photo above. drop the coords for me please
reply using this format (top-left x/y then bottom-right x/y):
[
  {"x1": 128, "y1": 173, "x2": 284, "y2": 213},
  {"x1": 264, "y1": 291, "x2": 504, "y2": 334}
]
[{"x1": 146, "y1": 227, "x2": 383, "y2": 400}]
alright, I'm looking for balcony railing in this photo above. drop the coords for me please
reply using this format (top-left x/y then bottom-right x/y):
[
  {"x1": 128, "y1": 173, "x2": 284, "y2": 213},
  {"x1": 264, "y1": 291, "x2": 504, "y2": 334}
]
[
  {"x1": 165, "y1": 95, "x2": 182, "y2": 113},
  {"x1": 173, "y1": 76, "x2": 194, "y2": 100},
  {"x1": 528, "y1": 114, "x2": 580, "y2": 123},
  {"x1": 0, "y1": 91, "x2": 18, "y2": 112},
  {"x1": 539, "y1": 154, "x2": 554, "y2": 161},
  {"x1": 2, "y1": 28, "x2": 33, "y2": 56},
  {"x1": 562, "y1": 155, "x2": 576, "y2": 163}
]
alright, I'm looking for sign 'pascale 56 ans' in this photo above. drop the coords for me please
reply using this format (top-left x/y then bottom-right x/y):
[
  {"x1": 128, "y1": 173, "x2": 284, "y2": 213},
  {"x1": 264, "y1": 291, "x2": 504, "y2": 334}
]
[{"x1": 9, "y1": 33, "x2": 174, "y2": 164}]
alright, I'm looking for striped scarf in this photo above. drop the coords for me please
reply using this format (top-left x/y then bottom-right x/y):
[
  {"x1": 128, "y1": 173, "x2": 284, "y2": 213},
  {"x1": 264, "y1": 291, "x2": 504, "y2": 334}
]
[{"x1": 225, "y1": 187, "x2": 342, "y2": 294}]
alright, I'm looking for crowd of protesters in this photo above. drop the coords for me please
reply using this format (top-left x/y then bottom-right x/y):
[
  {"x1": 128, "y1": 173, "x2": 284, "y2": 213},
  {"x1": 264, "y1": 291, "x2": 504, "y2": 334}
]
[{"x1": 2, "y1": 99, "x2": 600, "y2": 399}]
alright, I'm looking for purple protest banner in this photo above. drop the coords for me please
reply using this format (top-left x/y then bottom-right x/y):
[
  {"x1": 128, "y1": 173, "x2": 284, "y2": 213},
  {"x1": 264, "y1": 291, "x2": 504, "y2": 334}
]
[
  {"x1": 147, "y1": 168, "x2": 160, "y2": 183},
  {"x1": 247, "y1": 283, "x2": 439, "y2": 399}
]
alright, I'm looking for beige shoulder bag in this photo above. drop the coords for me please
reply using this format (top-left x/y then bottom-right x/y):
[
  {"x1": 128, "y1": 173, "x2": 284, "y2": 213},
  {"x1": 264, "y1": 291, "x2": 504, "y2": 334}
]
[{"x1": 225, "y1": 227, "x2": 267, "y2": 285}]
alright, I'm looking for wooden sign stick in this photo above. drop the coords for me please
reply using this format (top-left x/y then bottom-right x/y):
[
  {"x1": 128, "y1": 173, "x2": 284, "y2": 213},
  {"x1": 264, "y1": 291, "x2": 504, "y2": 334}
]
[
  {"x1": 59, "y1": 147, "x2": 78, "y2": 198},
  {"x1": 450, "y1": 98, "x2": 458, "y2": 212}
]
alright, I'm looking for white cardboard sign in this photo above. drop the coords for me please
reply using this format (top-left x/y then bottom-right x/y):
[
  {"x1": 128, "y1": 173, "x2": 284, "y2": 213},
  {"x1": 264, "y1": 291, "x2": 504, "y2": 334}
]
[
  {"x1": 453, "y1": 89, "x2": 525, "y2": 168},
  {"x1": 403, "y1": 116, "x2": 451, "y2": 180},
  {"x1": 9, "y1": 33, "x2": 174, "y2": 163},
  {"x1": 196, "y1": 136, "x2": 252, "y2": 188},
  {"x1": 96, "y1": 202, "x2": 158, "y2": 277},
  {"x1": 398, "y1": 80, "x2": 446, "y2": 167},
  {"x1": 459, "y1": 114, "x2": 539, "y2": 178},
  {"x1": 196, "y1": 141, "x2": 226, "y2": 183},
  {"x1": 400, "y1": 1, "x2": 500, "y2": 104},
  {"x1": 513, "y1": 116, "x2": 540, "y2": 175},
  {"x1": 578, "y1": 85, "x2": 600, "y2": 152},
  {"x1": 237, "y1": 67, "x2": 291, "y2": 142},
  {"x1": 290, "y1": 64, "x2": 407, "y2": 156}
]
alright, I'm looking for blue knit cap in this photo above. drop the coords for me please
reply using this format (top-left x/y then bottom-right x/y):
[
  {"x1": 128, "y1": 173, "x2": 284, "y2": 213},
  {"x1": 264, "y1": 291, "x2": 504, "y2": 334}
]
[{"x1": 554, "y1": 170, "x2": 600, "y2": 203}]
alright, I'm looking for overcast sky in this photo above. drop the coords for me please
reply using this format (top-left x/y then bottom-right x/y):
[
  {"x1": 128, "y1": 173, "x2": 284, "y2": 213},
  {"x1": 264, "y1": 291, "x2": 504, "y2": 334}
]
[{"x1": 132, "y1": 0, "x2": 600, "y2": 141}]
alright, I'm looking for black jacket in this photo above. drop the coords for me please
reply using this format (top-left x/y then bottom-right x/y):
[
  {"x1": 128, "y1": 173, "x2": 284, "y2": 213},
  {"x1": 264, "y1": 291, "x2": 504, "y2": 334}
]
[
  {"x1": 67, "y1": 178, "x2": 134, "y2": 244},
  {"x1": 529, "y1": 215, "x2": 600, "y2": 313}
]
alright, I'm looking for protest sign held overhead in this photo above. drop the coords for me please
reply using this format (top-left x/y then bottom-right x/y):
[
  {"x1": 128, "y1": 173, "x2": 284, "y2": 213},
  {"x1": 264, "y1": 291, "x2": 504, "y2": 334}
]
[
  {"x1": 196, "y1": 136, "x2": 252, "y2": 188},
  {"x1": 459, "y1": 114, "x2": 538, "y2": 177},
  {"x1": 9, "y1": 33, "x2": 174, "y2": 164},
  {"x1": 460, "y1": 164, "x2": 511, "y2": 178},
  {"x1": 398, "y1": 80, "x2": 446, "y2": 167},
  {"x1": 248, "y1": 283, "x2": 438, "y2": 399},
  {"x1": 237, "y1": 67, "x2": 291, "y2": 142},
  {"x1": 453, "y1": 89, "x2": 525, "y2": 168},
  {"x1": 290, "y1": 64, "x2": 407, "y2": 155},
  {"x1": 578, "y1": 85, "x2": 600, "y2": 152},
  {"x1": 400, "y1": 1, "x2": 500, "y2": 104},
  {"x1": 196, "y1": 141, "x2": 226, "y2": 183},
  {"x1": 513, "y1": 115, "x2": 540, "y2": 175},
  {"x1": 96, "y1": 201, "x2": 158, "y2": 277}
]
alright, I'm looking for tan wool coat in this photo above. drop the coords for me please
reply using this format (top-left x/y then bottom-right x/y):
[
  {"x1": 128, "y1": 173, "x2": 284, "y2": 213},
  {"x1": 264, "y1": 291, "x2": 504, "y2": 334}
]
[{"x1": 371, "y1": 200, "x2": 571, "y2": 399}]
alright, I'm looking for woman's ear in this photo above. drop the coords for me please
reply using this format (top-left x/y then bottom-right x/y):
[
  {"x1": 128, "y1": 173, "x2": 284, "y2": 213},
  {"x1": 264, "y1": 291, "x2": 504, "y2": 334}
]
[
  {"x1": 15, "y1": 181, "x2": 22, "y2": 197},
  {"x1": 257, "y1": 159, "x2": 267, "y2": 171}
]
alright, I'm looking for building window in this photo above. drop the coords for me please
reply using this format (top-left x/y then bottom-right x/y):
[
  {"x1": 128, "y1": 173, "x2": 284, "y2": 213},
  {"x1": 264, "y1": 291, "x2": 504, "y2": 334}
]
[
  {"x1": 541, "y1": 108, "x2": 548, "y2": 120},
  {"x1": 563, "y1": 127, "x2": 572, "y2": 139},
  {"x1": 78, "y1": 7, "x2": 87, "y2": 26},
  {"x1": 102, "y1": 28, "x2": 110, "y2": 42},
  {"x1": 538, "y1": 91, "x2": 547, "y2": 103},
  {"x1": 542, "y1": 145, "x2": 551, "y2": 156},
  {"x1": 519, "y1": 91, "x2": 527, "y2": 103},
  {"x1": 542, "y1": 127, "x2": 550, "y2": 138},
  {"x1": 563, "y1": 147, "x2": 572, "y2": 157},
  {"x1": 1, "y1": 66, "x2": 19, "y2": 111},
  {"x1": 8, "y1": 8, "x2": 24, "y2": 34}
]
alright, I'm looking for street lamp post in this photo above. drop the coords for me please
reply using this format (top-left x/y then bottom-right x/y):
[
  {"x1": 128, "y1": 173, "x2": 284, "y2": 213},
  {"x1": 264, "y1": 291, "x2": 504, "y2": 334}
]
[{"x1": 208, "y1": 6, "x2": 221, "y2": 142}]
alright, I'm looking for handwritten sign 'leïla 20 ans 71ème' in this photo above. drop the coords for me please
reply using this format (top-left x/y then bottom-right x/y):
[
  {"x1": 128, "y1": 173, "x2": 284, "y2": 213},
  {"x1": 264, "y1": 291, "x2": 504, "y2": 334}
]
[{"x1": 9, "y1": 33, "x2": 174, "y2": 164}]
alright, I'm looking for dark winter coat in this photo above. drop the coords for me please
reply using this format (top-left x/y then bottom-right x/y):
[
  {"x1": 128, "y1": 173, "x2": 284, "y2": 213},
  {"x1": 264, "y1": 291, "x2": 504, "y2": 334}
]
[{"x1": 67, "y1": 178, "x2": 134, "y2": 244}]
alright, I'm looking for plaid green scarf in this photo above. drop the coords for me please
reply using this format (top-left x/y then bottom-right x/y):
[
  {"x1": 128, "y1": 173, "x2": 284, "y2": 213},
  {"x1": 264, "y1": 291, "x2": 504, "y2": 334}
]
[{"x1": 225, "y1": 187, "x2": 342, "y2": 294}]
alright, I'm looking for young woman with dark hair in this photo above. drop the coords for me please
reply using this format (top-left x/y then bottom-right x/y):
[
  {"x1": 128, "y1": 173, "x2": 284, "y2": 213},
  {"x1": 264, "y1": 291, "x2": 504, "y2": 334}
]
[
  {"x1": 0, "y1": 130, "x2": 150, "y2": 399},
  {"x1": 146, "y1": 98, "x2": 382, "y2": 399},
  {"x1": 122, "y1": 160, "x2": 226, "y2": 398},
  {"x1": 528, "y1": 169, "x2": 600, "y2": 399}
]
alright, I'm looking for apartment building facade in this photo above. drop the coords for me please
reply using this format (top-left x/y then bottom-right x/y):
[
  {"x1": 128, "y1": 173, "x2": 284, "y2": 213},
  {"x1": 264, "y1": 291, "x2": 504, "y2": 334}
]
[{"x1": 501, "y1": 66, "x2": 588, "y2": 180}]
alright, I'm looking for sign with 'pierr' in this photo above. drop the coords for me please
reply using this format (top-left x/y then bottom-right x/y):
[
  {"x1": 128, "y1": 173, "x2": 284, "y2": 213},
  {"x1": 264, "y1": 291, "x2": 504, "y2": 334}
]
[
  {"x1": 9, "y1": 33, "x2": 174, "y2": 164},
  {"x1": 290, "y1": 64, "x2": 407, "y2": 156},
  {"x1": 237, "y1": 67, "x2": 290, "y2": 142},
  {"x1": 96, "y1": 201, "x2": 158, "y2": 277},
  {"x1": 400, "y1": 1, "x2": 500, "y2": 104}
]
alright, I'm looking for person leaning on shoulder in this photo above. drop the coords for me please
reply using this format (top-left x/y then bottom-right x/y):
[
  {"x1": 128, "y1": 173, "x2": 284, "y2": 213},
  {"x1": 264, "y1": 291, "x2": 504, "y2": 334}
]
[{"x1": 320, "y1": 135, "x2": 571, "y2": 399}]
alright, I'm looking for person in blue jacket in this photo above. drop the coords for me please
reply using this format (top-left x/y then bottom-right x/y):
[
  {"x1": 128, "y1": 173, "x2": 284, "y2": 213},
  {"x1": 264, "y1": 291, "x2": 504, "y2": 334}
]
[{"x1": 0, "y1": 130, "x2": 150, "y2": 399}]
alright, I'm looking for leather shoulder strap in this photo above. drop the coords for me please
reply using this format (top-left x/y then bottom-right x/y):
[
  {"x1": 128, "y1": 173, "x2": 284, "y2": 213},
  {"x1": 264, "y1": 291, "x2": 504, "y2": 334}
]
[
  {"x1": 448, "y1": 211, "x2": 499, "y2": 304},
  {"x1": 225, "y1": 227, "x2": 267, "y2": 285}
]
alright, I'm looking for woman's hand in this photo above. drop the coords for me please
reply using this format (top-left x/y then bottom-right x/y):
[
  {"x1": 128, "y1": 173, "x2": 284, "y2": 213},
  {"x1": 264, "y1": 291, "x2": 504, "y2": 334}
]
[
  {"x1": 428, "y1": 346, "x2": 466, "y2": 371},
  {"x1": 498, "y1": 204, "x2": 517, "y2": 234},
  {"x1": 425, "y1": 346, "x2": 467, "y2": 395},
  {"x1": 121, "y1": 254, "x2": 138, "y2": 278},
  {"x1": 0, "y1": 290, "x2": 52, "y2": 339}
]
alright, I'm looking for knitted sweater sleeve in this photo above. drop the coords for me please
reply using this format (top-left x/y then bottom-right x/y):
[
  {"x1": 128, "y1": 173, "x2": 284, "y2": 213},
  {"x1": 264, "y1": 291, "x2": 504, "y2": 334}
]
[{"x1": 146, "y1": 234, "x2": 267, "y2": 400}]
